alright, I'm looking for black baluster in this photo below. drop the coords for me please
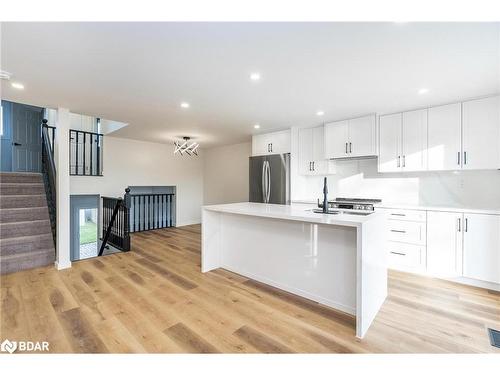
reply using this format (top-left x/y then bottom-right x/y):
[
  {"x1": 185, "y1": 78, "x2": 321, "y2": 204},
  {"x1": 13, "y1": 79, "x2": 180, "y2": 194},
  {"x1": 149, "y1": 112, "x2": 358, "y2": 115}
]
[{"x1": 83, "y1": 132, "x2": 86, "y2": 175}]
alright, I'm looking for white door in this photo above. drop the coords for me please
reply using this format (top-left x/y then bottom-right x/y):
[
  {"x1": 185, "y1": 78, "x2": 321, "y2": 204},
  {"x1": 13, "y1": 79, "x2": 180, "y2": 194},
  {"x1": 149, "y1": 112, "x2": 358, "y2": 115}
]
[
  {"x1": 269, "y1": 130, "x2": 291, "y2": 154},
  {"x1": 427, "y1": 211, "x2": 463, "y2": 277},
  {"x1": 324, "y1": 120, "x2": 349, "y2": 159},
  {"x1": 310, "y1": 126, "x2": 326, "y2": 174},
  {"x1": 402, "y1": 109, "x2": 428, "y2": 171},
  {"x1": 462, "y1": 96, "x2": 500, "y2": 170},
  {"x1": 463, "y1": 213, "x2": 500, "y2": 284},
  {"x1": 252, "y1": 134, "x2": 271, "y2": 156},
  {"x1": 298, "y1": 128, "x2": 313, "y2": 175},
  {"x1": 348, "y1": 115, "x2": 376, "y2": 158},
  {"x1": 378, "y1": 113, "x2": 401, "y2": 172},
  {"x1": 427, "y1": 103, "x2": 462, "y2": 171}
]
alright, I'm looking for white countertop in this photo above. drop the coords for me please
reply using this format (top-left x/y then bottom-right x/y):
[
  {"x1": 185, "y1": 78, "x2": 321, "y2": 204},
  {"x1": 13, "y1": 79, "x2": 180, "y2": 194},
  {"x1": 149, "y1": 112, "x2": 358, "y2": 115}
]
[
  {"x1": 291, "y1": 200, "x2": 500, "y2": 216},
  {"x1": 203, "y1": 202, "x2": 382, "y2": 227}
]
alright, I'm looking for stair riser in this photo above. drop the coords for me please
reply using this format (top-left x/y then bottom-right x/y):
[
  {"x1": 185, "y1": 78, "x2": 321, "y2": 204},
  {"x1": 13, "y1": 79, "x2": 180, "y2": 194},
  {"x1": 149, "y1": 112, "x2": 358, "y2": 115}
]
[
  {"x1": 0, "y1": 208, "x2": 49, "y2": 223},
  {"x1": 0, "y1": 195, "x2": 47, "y2": 209},
  {"x1": 0, "y1": 174, "x2": 43, "y2": 184},
  {"x1": 0, "y1": 184, "x2": 45, "y2": 195},
  {"x1": 0, "y1": 221, "x2": 52, "y2": 239},
  {"x1": 0, "y1": 250, "x2": 55, "y2": 275},
  {"x1": 0, "y1": 238, "x2": 54, "y2": 256}
]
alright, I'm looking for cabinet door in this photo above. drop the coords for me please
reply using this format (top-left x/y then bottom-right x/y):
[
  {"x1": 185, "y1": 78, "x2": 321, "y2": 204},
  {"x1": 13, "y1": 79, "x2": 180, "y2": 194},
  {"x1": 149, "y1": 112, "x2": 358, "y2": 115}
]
[
  {"x1": 402, "y1": 109, "x2": 428, "y2": 171},
  {"x1": 312, "y1": 126, "x2": 325, "y2": 161},
  {"x1": 462, "y1": 96, "x2": 500, "y2": 170},
  {"x1": 324, "y1": 120, "x2": 348, "y2": 159},
  {"x1": 427, "y1": 211, "x2": 463, "y2": 277},
  {"x1": 427, "y1": 103, "x2": 462, "y2": 171},
  {"x1": 378, "y1": 113, "x2": 401, "y2": 172},
  {"x1": 463, "y1": 213, "x2": 500, "y2": 284},
  {"x1": 348, "y1": 115, "x2": 376, "y2": 157},
  {"x1": 269, "y1": 130, "x2": 291, "y2": 154},
  {"x1": 252, "y1": 134, "x2": 271, "y2": 156},
  {"x1": 298, "y1": 128, "x2": 313, "y2": 175}
]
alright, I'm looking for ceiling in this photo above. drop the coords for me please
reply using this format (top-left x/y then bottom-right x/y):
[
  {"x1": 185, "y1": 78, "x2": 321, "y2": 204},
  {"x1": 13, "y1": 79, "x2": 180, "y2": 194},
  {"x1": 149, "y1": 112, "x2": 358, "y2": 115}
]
[{"x1": 1, "y1": 22, "x2": 499, "y2": 148}]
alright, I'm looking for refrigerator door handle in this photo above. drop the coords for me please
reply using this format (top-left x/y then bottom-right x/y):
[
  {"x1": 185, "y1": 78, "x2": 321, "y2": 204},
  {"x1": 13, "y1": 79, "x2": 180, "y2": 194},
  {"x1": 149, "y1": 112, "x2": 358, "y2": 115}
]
[
  {"x1": 265, "y1": 161, "x2": 271, "y2": 203},
  {"x1": 261, "y1": 161, "x2": 267, "y2": 203}
]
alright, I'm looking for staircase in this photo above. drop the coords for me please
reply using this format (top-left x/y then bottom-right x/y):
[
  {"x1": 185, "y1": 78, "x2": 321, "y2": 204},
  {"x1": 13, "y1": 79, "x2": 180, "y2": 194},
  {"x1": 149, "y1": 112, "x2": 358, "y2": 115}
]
[{"x1": 0, "y1": 172, "x2": 55, "y2": 274}]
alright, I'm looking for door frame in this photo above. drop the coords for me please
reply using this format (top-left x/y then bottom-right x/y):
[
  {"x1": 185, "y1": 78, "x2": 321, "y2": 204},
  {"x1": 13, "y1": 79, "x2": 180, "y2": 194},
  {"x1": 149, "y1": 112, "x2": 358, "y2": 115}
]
[{"x1": 70, "y1": 194, "x2": 100, "y2": 261}]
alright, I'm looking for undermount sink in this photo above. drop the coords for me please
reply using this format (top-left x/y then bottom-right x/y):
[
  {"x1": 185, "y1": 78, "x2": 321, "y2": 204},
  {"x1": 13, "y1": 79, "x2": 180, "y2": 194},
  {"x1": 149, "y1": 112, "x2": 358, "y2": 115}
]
[{"x1": 309, "y1": 209, "x2": 373, "y2": 216}]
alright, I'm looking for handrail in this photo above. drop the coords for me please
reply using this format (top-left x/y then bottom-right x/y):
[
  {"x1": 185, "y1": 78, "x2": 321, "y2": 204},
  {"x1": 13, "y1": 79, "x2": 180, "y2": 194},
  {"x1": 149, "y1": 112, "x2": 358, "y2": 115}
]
[
  {"x1": 41, "y1": 119, "x2": 57, "y2": 246},
  {"x1": 98, "y1": 198, "x2": 123, "y2": 256}
]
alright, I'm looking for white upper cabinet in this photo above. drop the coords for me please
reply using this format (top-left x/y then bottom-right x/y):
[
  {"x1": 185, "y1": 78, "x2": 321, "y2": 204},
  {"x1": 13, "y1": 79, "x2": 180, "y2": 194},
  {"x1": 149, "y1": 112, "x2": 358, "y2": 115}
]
[
  {"x1": 378, "y1": 113, "x2": 401, "y2": 172},
  {"x1": 427, "y1": 211, "x2": 463, "y2": 278},
  {"x1": 298, "y1": 126, "x2": 335, "y2": 175},
  {"x1": 252, "y1": 129, "x2": 291, "y2": 156},
  {"x1": 462, "y1": 213, "x2": 500, "y2": 284},
  {"x1": 402, "y1": 109, "x2": 428, "y2": 171},
  {"x1": 324, "y1": 115, "x2": 376, "y2": 159},
  {"x1": 378, "y1": 109, "x2": 427, "y2": 172},
  {"x1": 324, "y1": 120, "x2": 348, "y2": 159},
  {"x1": 462, "y1": 96, "x2": 500, "y2": 170},
  {"x1": 427, "y1": 103, "x2": 462, "y2": 171}
]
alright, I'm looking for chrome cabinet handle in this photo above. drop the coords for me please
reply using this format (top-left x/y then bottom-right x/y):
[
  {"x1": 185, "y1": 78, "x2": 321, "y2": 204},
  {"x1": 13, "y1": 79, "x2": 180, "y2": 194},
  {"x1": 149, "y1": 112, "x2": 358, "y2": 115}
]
[
  {"x1": 349, "y1": 142, "x2": 352, "y2": 153},
  {"x1": 457, "y1": 217, "x2": 461, "y2": 232},
  {"x1": 390, "y1": 213, "x2": 406, "y2": 216},
  {"x1": 457, "y1": 152, "x2": 461, "y2": 165},
  {"x1": 464, "y1": 151, "x2": 467, "y2": 165},
  {"x1": 12, "y1": 142, "x2": 22, "y2": 146},
  {"x1": 390, "y1": 229, "x2": 406, "y2": 233},
  {"x1": 261, "y1": 161, "x2": 267, "y2": 202},
  {"x1": 465, "y1": 217, "x2": 468, "y2": 232},
  {"x1": 402, "y1": 155, "x2": 406, "y2": 168},
  {"x1": 312, "y1": 161, "x2": 315, "y2": 171},
  {"x1": 345, "y1": 142, "x2": 348, "y2": 154},
  {"x1": 397, "y1": 156, "x2": 401, "y2": 168}
]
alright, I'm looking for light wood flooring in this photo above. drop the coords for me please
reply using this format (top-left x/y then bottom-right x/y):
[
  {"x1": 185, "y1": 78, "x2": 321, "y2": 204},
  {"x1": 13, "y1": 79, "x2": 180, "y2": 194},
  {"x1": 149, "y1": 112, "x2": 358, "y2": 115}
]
[{"x1": 1, "y1": 224, "x2": 499, "y2": 353}]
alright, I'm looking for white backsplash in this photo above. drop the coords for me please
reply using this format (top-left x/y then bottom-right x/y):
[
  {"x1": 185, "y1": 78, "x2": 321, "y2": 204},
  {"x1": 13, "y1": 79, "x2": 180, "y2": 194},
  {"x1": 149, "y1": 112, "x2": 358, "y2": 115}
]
[{"x1": 291, "y1": 158, "x2": 500, "y2": 209}]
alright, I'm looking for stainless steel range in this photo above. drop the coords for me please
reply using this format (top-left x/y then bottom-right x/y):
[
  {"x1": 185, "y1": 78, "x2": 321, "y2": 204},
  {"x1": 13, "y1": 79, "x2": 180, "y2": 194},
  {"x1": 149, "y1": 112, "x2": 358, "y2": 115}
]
[{"x1": 314, "y1": 197, "x2": 382, "y2": 215}]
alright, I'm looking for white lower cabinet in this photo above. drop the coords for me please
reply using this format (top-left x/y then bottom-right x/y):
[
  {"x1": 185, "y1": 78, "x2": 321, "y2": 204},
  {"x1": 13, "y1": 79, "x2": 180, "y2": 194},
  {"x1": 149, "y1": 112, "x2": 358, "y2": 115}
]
[
  {"x1": 462, "y1": 213, "x2": 500, "y2": 284},
  {"x1": 381, "y1": 208, "x2": 500, "y2": 288},
  {"x1": 427, "y1": 211, "x2": 463, "y2": 278}
]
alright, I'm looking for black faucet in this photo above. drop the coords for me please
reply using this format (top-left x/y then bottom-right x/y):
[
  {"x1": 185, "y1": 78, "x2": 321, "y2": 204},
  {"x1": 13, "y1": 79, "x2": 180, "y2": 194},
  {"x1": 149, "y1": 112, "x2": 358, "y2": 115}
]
[{"x1": 322, "y1": 177, "x2": 328, "y2": 213}]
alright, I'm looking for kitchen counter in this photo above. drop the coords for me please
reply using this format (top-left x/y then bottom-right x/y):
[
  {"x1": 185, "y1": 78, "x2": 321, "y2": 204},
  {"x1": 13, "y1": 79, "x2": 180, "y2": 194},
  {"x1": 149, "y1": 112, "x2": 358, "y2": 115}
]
[
  {"x1": 201, "y1": 202, "x2": 387, "y2": 338},
  {"x1": 291, "y1": 200, "x2": 500, "y2": 215},
  {"x1": 203, "y1": 202, "x2": 383, "y2": 227}
]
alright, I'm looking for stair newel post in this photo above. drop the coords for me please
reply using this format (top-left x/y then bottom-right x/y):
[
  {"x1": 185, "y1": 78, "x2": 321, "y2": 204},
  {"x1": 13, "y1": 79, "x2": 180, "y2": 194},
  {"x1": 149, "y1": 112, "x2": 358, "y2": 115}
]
[{"x1": 123, "y1": 188, "x2": 131, "y2": 251}]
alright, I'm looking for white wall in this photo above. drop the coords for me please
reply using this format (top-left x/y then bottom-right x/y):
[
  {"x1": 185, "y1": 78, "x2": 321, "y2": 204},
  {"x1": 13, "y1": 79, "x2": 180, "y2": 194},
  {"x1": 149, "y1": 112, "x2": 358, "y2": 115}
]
[
  {"x1": 70, "y1": 136, "x2": 204, "y2": 226},
  {"x1": 203, "y1": 142, "x2": 251, "y2": 205},
  {"x1": 290, "y1": 127, "x2": 500, "y2": 208}
]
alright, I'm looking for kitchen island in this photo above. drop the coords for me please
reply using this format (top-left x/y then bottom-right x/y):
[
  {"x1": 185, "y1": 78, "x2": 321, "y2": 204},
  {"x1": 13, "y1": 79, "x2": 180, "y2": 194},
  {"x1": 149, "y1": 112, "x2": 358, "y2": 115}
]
[{"x1": 201, "y1": 202, "x2": 387, "y2": 338}]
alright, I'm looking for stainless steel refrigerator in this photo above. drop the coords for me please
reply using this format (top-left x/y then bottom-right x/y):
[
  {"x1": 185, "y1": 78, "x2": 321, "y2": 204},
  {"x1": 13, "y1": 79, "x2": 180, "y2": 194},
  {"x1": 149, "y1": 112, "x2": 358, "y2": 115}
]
[{"x1": 249, "y1": 153, "x2": 290, "y2": 204}]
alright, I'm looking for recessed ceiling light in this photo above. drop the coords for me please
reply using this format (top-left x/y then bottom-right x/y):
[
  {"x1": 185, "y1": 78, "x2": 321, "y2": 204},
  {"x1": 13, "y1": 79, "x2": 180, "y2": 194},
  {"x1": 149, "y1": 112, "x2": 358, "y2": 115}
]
[
  {"x1": 11, "y1": 82, "x2": 24, "y2": 90},
  {"x1": 249, "y1": 73, "x2": 261, "y2": 81},
  {"x1": 418, "y1": 88, "x2": 429, "y2": 95},
  {"x1": 180, "y1": 102, "x2": 190, "y2": 109},
  {"x1": 254, "y1": 124, "x2": 260, "y2": 129},
  {"x1": 316, "y1": 111, "x2": 325, "y2": 116}
]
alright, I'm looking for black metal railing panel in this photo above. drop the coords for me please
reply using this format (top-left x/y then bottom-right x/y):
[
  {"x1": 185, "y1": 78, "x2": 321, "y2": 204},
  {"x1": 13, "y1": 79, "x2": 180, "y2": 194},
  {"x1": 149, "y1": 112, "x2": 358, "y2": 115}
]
[
  {"x1": 70, "y1": 129, "x2": 103, "y2": 176},
  {"x1": 100, "y1": 196, "x2": 130, "y2": 253},
  {"x1": 41, "y1": 119, "x2": 57, "y2": 247},
  {"x1": 128, "y1": 193, "x2": 175, "y2": 232}
]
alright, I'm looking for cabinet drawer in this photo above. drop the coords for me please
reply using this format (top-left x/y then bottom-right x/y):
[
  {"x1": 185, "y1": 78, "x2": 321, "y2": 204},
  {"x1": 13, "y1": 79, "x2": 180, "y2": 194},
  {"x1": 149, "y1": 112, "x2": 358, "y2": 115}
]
[
  {"x1": 386, "y1": 209, "x2": 426, "y2": 222},
  {"x1": 388, "y1": 242, "x2": 426, "y2": 271},
  {"x1": 387, "y1": 220, "x2": 426, "y2": 245}
]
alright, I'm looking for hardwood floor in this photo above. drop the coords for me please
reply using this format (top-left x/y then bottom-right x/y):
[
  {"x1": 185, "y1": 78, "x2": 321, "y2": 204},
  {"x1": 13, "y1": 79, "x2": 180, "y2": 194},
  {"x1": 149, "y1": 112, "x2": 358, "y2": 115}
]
[{"x1": 1, "y1": 224, "x2": 499, "y2": 353}]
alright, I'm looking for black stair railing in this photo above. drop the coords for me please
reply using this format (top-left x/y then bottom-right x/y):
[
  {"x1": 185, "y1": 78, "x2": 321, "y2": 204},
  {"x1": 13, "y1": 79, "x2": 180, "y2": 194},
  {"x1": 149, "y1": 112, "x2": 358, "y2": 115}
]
[
  {"x1": 99, "y1": 193, "x2": 130, "y2": 256},
  {"x1": 69, "y1": 129, "x2": 104, "y2": 176},
  {"x1": 127, "y1": 191, "x2": 175, "y2": 232},
  {"x1": 41, "y1": 119, "x2": 57, "y2": 246}
]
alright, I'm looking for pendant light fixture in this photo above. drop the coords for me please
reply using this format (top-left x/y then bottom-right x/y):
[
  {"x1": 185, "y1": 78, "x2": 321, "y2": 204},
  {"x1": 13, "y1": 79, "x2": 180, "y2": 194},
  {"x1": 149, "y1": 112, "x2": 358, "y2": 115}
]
[{"x1": 174, "y1": 136, "x2": 199, "y2": 156}]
